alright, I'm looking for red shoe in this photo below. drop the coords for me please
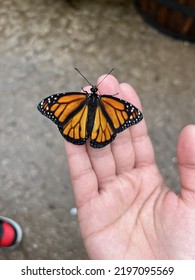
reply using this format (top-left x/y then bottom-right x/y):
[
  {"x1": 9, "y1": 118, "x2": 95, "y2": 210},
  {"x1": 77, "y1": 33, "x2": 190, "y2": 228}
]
[{"x1": 0, "y1": 216, "x2": 22, "y2": 250}]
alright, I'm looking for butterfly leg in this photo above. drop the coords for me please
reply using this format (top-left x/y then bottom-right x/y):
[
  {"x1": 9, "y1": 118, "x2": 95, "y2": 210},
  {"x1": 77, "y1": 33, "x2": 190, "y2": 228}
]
[{"x1": 81, "y1": 87, "x2": 88, "y2": 94}]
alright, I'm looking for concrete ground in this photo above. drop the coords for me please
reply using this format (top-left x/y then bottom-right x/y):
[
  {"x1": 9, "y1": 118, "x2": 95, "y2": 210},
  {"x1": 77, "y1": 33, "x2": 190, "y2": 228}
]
[{"x1": 0, "y1": 0, "x2": 194, "y2": 260}]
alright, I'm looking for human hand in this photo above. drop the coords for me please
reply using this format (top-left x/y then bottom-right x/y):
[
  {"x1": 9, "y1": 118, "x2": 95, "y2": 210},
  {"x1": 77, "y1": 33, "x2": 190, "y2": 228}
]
[{"x1": 65, "y1": 75, "x2": 195, "y2": 259}]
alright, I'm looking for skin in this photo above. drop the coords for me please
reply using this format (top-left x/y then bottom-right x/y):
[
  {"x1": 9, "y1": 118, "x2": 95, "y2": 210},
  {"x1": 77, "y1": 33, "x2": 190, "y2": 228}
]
[{"x1": 64, "y1": 75, "x2": 195, "y2": 259}]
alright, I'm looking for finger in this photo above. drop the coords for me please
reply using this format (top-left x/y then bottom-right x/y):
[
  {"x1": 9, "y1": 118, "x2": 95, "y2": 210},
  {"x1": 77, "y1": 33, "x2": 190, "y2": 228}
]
[
  {"x1": 120, "y1": 83, "x2": 156, "y2": 168},
  {"x1": 98, "y1": 75, "x2": 135, "y2": 174},
  {"x1": 177, "y1": 125, "x2": 195, "y2": 205},
  {"x1": 64, "y1": 134, "x2": 98, "y2": 208},
  {"x1": 86, "y1": 143, "x2": 117, "y2": 188},
  {"x1": 83, "y1": 82, "x2": 117, "y2": 188}
]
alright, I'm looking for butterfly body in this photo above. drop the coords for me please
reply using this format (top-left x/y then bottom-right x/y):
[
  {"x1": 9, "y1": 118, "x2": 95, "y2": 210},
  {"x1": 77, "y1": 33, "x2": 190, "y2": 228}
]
[{"x1": 38, "y1": 86, "x2": 143, "y2": 148}]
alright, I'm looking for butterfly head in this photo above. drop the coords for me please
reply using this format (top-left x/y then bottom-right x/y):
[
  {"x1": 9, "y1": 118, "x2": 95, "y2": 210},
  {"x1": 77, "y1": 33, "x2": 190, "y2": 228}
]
[{"x1": 90, "y1": 85, "x2": 98, "y2": 94}]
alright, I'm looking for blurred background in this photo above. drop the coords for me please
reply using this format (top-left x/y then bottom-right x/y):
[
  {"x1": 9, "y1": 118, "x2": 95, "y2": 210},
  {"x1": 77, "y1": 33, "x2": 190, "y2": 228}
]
[{"x1": 0, "y1": 0, "x2": 194, "y2": 259}]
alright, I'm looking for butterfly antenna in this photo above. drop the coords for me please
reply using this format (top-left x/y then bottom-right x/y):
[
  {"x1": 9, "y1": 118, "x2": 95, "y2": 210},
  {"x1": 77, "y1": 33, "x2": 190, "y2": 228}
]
[
  {"x1": 75, "y1": 68, "x2": 93, "y2": 86},
  {"x1": 97, "y1": 68, "x2": 115, "y2": 87}
]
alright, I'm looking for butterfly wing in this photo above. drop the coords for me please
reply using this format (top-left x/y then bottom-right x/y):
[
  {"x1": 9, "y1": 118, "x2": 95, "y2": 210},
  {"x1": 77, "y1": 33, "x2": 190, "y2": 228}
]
[
  {"x1": 89, "y1": 94, "x2": 143, "y2": 148},
  {"x1": 37, "y1": 92, "x2": 89, "y2": 145},
  {"x1": 90, "y1": 104, "x2": 117, "y2": 148},
  {"x1": 100, "y1": 95, "x2": 143, "y2": 132}
]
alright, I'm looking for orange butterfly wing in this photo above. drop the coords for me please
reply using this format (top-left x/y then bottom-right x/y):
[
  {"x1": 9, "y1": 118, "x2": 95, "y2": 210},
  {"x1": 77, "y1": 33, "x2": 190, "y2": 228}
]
[
  {"x1": 37, "y1": 92, "x2": 89, "y2": 145},
  {"x1": 89, "y1": 95, "x2": 143, "y2": 148},
  {"x1": 90, "y1": 105, "x2": 116, "y2": 148},
  {"x1": 100, "y1": 95, "x2": 143, "y2": 132}
]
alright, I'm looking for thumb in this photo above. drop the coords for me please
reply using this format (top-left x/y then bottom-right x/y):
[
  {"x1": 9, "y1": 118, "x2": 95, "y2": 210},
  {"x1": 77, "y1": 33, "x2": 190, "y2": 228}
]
[{"x1": 177, "y1": 125, "x2": 195, "y2": 205}]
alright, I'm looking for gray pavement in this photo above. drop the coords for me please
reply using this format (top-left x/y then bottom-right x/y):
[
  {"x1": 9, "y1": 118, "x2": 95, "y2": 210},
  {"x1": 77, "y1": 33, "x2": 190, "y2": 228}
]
[{"x1": 0, "y1": 0, "x2": 194, "y2": 259}]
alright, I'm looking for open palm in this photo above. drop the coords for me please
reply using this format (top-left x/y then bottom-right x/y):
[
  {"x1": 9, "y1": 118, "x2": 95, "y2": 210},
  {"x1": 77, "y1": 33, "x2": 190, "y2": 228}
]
[{"x1": 65, "y1": 75, "x2": 195, "y2": 259}]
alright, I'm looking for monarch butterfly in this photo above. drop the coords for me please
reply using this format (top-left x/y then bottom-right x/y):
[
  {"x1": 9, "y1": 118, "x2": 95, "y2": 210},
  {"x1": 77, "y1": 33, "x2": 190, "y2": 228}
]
[{"x1": 37, "y1": 69, "x2": 143, "y2": 148}]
